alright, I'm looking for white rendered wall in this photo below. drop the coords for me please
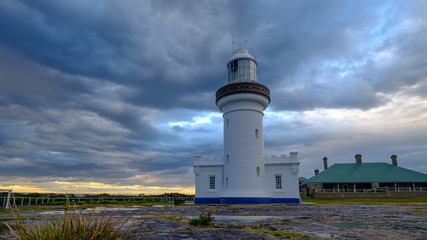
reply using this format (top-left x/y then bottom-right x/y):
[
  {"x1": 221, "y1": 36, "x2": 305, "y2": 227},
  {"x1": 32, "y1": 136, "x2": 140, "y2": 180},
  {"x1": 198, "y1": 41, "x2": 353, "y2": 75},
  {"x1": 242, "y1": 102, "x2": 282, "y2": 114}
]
[
  {"x1": 194, "y1": 157, "x2": 223, "y2": 199},
  {"x1": 265, "y1": 153, "x2": 300, "y2": 199},
  {"x1": 217, "y1": 93, "x2": 270, "y2": 198}
]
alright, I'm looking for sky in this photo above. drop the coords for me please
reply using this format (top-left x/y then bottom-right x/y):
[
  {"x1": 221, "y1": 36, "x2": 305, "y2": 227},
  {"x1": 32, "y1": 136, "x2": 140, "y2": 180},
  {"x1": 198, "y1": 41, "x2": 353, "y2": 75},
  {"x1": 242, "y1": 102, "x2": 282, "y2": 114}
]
[{"x1": 0, "y1": 0, "x2": 426, "y2": 195}]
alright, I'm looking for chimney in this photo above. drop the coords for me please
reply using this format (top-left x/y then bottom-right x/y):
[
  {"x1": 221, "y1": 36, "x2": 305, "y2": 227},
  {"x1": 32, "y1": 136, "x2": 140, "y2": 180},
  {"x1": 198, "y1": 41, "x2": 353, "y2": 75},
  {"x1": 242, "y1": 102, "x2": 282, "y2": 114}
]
[
  {"x1": 314, "y1": 169, "x2": 319, "y2": 175},
  {"x1": 391, "y1": 155, "x2": 397, "y2": 166},
  {"x1": 355, "y1": 154, "x2": 362, "y2": 164},
  {"x1": 323, "y1": 157, "x2": 328, "y2": 170}
]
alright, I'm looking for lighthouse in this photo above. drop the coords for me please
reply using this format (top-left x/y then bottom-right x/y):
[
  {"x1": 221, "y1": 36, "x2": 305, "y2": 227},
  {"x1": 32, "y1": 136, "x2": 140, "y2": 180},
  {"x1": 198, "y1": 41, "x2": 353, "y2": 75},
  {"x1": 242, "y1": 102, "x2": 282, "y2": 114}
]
[{"x1": 194, "y1": 48, "x2": 301, "y2": 204}]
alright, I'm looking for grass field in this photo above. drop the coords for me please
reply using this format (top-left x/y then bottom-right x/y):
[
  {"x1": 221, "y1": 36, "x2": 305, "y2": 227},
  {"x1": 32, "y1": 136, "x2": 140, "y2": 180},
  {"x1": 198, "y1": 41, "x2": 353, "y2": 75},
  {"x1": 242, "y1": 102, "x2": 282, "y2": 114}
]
[{"x1": 302, "y1": 198, "x2": 427, "y2": 205}]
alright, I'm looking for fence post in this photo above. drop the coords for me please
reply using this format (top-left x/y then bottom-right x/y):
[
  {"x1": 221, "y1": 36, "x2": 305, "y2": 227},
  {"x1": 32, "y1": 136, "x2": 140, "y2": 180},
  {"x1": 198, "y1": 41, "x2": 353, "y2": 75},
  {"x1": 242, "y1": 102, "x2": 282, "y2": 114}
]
[
  {"x1": 28, "y1": 197, "x2": 31, "y2": 206},
  {"x1": 5, "y1": 190, "x2": 12, "y2": 209}
]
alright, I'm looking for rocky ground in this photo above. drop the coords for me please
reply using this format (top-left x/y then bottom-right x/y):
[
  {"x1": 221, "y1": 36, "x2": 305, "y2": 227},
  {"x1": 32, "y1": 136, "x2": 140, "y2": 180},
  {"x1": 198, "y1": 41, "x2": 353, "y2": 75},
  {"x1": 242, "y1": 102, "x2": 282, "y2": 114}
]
[{"x1": 1, "y1": 203, "x2": 426, "y2": 239}]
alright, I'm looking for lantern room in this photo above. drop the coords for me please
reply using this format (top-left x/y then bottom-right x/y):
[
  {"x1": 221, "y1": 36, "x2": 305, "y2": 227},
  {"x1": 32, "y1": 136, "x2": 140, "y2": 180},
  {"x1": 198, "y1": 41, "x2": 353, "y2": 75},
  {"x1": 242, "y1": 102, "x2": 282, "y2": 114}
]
[{"x1": 227, "y1": 48, "x2": 257, "y2": 83}]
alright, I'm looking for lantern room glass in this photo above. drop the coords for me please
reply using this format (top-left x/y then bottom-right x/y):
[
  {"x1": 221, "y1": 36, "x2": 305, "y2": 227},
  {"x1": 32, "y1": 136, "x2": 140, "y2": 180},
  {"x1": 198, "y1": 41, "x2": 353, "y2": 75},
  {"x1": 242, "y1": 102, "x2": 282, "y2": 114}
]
[{"x1": 227, "y1": 58, "x2": 257, "y2": 83}]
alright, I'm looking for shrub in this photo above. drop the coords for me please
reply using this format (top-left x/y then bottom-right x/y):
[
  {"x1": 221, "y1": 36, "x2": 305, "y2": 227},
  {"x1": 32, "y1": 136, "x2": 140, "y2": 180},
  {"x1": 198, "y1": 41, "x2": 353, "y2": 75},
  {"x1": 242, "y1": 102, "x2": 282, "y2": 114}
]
[{"x1": 189, "y1": 211, "x2": 214, "y2": 227}]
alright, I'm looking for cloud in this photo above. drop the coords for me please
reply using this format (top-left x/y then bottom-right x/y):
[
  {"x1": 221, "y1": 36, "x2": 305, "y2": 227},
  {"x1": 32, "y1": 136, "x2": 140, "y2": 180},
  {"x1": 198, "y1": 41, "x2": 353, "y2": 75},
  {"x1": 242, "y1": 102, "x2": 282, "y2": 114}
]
[{"x1": 0, "y1": 0, "x2": 426, "y2": 194}]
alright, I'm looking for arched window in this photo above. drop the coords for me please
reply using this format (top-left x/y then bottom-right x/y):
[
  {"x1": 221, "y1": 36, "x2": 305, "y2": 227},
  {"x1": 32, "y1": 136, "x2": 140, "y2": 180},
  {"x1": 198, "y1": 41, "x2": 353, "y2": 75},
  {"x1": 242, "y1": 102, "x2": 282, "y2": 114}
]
[
  {"x1": 255, "y1": 129, "x2": 259, "y2": 138},
  {"x1": 226, "y1": 155, "x2": 229, "y2": 164},
  {"x1": 226, "y1": 119, "x2": 229, "y2": 127},
  {"x1": 226, "y1": 177, "x2": 229, "y2": 187},
  {"x1": 256, "y1": 167, "x2": 260, "y2": 177}
]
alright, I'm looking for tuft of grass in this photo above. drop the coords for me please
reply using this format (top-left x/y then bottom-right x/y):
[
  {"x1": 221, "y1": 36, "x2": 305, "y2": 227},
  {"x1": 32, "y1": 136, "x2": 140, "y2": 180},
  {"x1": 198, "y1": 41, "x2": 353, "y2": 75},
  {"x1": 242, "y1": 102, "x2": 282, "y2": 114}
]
[
  {"x1": 252, "y1": 229, "x2": 309, "y2": 239},
  {"x1": 188, "y1": 211, "x2": 214, "y2": 227},
  {"x1": 3, "y1": 199, "x2": 144, "y2": 240},
  {"x1": 241, "y1": 212, "x2": 263, "y2": 216},
  {"x1": 158, "y1": 214, "x2": 188, "y2": 224}
]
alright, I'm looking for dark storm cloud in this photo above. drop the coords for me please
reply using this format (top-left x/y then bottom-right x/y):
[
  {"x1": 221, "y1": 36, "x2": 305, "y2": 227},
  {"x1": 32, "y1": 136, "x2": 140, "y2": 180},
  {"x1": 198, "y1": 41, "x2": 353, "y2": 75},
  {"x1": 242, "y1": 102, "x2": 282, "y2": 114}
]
[
  {"x1": 0, "y1": 0, "x2": 231, "y2": 110},
  {"x1": 226, "y1": 0, "x2": 427, "y2": 111},
  {"x1": 0, "y1": 0, "x2": 426, "y2": 192}
]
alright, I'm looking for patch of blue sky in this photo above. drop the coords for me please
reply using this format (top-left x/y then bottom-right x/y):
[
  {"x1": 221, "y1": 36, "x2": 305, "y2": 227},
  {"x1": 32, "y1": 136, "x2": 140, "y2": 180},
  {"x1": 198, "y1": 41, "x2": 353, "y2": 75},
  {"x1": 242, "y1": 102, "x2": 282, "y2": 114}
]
[{"x1": 166, "y1": 112, "x2": 222, "y2": 128}]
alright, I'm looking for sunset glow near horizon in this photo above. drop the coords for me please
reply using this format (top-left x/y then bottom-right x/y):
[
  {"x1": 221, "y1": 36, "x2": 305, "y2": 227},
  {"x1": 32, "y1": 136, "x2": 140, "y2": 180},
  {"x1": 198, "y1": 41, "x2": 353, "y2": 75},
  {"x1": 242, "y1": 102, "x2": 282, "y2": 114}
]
[{"x1": 1, "y1": 1, "x2": 427, "y2": 195}]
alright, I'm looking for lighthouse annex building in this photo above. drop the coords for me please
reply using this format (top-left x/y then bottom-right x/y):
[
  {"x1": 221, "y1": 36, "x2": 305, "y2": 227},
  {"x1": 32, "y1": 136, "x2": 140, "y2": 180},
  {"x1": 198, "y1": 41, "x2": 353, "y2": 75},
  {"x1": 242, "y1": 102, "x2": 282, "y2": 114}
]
[{"x1": 194, "y1": 48, "x2": 300, "y2": 204}]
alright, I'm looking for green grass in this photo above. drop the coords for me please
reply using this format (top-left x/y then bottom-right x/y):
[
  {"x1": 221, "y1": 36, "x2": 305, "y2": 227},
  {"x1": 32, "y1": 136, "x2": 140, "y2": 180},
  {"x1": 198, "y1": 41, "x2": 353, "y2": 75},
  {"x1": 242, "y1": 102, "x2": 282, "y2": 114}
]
[
  {"x1": 241, "y1": 212, "x2": 264, "y2": 216},
  {"x1": 301, "y1": 198, "x2": 427, "y2": 205},
  {"x1": 252, "y1": 229, "x2": 309, "y2": 239}
]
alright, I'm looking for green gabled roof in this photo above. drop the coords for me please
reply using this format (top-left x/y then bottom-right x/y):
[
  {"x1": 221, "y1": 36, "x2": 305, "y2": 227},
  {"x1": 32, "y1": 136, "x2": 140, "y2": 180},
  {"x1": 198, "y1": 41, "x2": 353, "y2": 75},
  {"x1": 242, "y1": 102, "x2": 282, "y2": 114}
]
[
  {"x1": 298, "y1": 177, "x2": 307, "y2": 182},
  {"x1": 302, "y1": 163, "x2": 427, "y2": 184}
]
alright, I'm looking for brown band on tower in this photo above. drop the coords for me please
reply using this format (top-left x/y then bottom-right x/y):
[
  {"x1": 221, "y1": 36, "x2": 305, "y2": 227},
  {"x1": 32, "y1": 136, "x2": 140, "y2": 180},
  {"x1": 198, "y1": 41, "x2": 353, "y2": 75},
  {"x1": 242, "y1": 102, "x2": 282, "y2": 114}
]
[{"x1": 216, "y1": 82, "x2": 270, "y2": 104}]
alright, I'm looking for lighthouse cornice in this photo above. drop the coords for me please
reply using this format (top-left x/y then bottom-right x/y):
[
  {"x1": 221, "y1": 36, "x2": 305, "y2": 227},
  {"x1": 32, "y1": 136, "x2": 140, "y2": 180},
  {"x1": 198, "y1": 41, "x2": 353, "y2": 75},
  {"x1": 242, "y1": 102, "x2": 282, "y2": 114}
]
[{"x1": 215, "y1": 82, "x2": 270, "y2": 105}]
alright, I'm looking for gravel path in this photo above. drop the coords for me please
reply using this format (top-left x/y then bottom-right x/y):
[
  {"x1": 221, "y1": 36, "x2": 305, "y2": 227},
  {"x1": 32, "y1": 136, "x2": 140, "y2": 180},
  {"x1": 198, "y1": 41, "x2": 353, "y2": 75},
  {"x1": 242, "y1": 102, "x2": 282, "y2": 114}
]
[{"x1": 1, "y1": 203, "x2": 426, "y2": 239}]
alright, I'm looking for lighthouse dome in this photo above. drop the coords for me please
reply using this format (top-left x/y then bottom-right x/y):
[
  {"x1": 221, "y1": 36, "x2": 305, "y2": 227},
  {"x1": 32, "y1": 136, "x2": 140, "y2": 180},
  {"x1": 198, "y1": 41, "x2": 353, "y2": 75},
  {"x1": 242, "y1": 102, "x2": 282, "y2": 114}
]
[{"x1": 227, "y1": 48, "x2": 257, "y2": 83}]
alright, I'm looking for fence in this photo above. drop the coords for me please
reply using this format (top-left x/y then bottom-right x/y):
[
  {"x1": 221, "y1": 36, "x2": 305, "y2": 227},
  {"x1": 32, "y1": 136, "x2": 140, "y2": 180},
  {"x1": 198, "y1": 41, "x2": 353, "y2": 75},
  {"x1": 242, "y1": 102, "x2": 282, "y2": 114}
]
[
  {"x1": 300, "y1": 187, "x2": 427, "y2": 199},
  {"x1": 1, "y1": 196, "x2": 195, "y2": 208},
  {"x1": 310, "y1": 187, "x2": 427, "y2": 193},
  {"x1": 0, "y1": 189, "x2": 11, "y2": 209}
]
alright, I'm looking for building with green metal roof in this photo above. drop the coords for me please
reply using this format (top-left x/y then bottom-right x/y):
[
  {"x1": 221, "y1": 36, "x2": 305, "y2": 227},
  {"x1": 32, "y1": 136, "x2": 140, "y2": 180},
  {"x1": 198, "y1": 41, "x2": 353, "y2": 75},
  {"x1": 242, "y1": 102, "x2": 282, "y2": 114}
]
[{"x1": 301, "y1": 154, "x2": 427, "y2": 196}]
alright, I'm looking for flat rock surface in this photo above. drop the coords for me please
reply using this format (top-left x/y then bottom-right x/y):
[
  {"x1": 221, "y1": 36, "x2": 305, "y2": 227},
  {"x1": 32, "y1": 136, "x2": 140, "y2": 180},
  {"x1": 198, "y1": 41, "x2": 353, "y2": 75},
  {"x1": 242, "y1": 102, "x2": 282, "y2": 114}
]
[{"x1": 1, "y1": 203, "x2": 426, "y2": 239}]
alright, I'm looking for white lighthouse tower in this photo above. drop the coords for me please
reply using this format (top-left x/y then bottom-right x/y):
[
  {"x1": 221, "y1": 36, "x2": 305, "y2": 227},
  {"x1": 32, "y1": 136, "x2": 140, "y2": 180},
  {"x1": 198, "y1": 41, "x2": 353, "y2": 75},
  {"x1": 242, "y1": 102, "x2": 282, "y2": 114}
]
[
  {"x1": 216, "y1": 48, "x2": 270, "y2": 203},
  {"x1": 194, "y1": 47, "x2": 301, "y2": 204}
]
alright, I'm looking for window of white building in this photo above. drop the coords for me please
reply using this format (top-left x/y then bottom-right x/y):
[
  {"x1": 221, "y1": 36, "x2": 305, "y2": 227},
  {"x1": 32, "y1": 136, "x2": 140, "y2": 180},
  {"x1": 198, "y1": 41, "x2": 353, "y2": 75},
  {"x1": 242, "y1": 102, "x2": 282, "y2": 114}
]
[
  {"x1": 209, "y1": 176, "x2": 215, "y2": 189},
  {"x1": 275, "y1": 175, "x2": 282, "y2": 189},
  {"x1": 255, "y1": 129, "x2": 259, "y2": 138},
  {"x1": 257, "y1": 167, "x2": 260, "y2": 177}
]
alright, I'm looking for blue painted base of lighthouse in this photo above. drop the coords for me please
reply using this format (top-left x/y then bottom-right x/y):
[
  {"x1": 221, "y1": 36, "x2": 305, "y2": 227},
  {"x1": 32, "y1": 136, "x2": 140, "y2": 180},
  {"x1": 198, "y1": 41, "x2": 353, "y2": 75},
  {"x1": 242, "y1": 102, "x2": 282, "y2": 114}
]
[
  {"x1": 270, "y1": 198, "x2": 301, "y2": 204},
  {"x1": 220, "y1": 197, "x2": 270, "y2": 204},
  {"x1": 194, "y1": 198, "x2": 220, "y2": 204},
  {"x1": 194, "y1": 197, "x2": 301, "y2": 204}
]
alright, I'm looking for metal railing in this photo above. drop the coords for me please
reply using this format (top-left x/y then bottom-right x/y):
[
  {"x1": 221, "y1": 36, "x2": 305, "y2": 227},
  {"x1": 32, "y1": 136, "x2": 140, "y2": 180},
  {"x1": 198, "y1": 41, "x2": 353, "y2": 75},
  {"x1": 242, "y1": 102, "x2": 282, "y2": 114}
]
[
  {"x1": 1, "y1": 196, "x2": 195, "y2": 208},
  {"x1": 300, "y1": 187, "x2": 427, "y2": 193}
]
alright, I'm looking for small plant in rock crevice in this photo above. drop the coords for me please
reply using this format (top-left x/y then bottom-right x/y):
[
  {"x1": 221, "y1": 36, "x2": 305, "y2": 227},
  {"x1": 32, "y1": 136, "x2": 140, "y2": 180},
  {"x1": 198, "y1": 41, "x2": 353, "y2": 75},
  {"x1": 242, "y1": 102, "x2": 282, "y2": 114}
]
[{"x1": 188, "y1": 211, "x2": 214, "y2": 227}]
